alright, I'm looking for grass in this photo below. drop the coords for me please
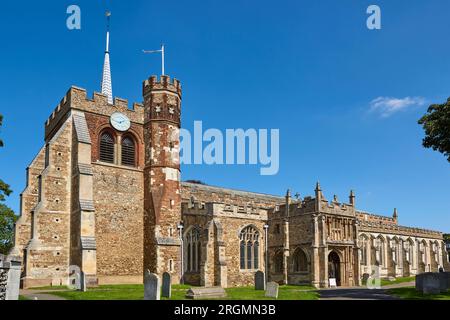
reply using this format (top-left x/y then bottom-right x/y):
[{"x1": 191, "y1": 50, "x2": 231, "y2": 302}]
[
  {"x1": 31, "y1": 285, "x2": 71, "y2": 291},
  {"x1": 41, "y1": 284, "x2": 318, "y2": 301},
  {"x1": 388, "y1": 287, "x2": 450, "y2": 300},
  {"x1": 19, "y1": 295, "x2": 30, "y2": 300},
  {"x1": 361, "y1": 276, "x2": 415, "y2": 287},
  {"x1": 380, "y1": 276, "x2": 415, "y2": 287}
]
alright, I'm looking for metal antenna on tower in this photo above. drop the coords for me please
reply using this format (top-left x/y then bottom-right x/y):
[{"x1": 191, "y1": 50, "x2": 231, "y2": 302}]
[{"x1": 143, "y1": 44, "x2": 165, "y2": 76}]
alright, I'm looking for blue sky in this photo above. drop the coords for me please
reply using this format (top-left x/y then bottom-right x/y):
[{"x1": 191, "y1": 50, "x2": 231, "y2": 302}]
[{"x1": 0, "y1": 1, "x2": 449, "y2": 231}]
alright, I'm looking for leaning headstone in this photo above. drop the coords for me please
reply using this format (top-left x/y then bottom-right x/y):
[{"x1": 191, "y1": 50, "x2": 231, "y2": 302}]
[
  {"x1": 144, "y1": 270, "x2": 160, "y2": 300},
  {"x1": 265, "y1": 282, "x2": 279, "y2": 299},
  {"x1": 255, "y1": 271, "x2": 265, "y2": 291},
  {"x1": 80, "y1": 272, "x2": 87, "y2": 292},
  {"x1": 422, "y1": 273, "x2": 441, "y2": 294},
  {"x1": 162, "y1": 272, "x2": 171, "y2": 298}
]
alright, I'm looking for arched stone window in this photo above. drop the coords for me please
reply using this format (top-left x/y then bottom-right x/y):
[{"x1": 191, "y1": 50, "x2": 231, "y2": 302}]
[
  {"x1": 274, "y1": 251, "x2": 283, "y2": 273},
  {"x1": 121, "y1": 135, "x2": 136, "y2": 167},
  {"x1": 375, "y1": 236, "x2": 385, "y2": 267},
  {"x1": 239, "y1": 226, "x2": 259, "y2": 270},
  {"x1": 292, "y1": 248, "x2": 308, "y2": 272},
  {"x1": 184, "y1": 228, "x2": 201, "y2": 272},
  {"x1": 99, "y1": 131, "x2": 115, "y2": 163},
  {"x1": 360, "y1": 236, "x2": 368, "y2": 266}
]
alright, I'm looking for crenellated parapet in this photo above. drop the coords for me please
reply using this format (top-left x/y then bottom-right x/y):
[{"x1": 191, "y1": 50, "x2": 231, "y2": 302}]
[
  {"x1": 359, "y1": 220, "x2": 443, "y2": 239},
  {"x1": 143, "y1": 75, "x2": 182, "y2": 98},
  {"x1": 319, "y1": 199, "x2": 356, "y2": 217},
  {"x1": 357, "y1": 210, "x2": 397, "y2": 226},
  {"x1": 182, "y1": 199, "x2": 268, "y2": 220},
  {"x1": 44, "y1": 86, "x2": 144, "y2": 141}
]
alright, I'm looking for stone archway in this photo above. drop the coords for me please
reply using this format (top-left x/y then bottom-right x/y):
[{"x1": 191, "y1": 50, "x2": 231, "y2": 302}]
[{"x1": 328, "y1": 251, "x2": 341, "y2": 287}]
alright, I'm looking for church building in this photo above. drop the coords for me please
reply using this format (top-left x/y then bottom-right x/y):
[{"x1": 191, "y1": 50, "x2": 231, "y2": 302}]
[{"x1": 10, "y1": 16, "x2": 449, "y2": 289}]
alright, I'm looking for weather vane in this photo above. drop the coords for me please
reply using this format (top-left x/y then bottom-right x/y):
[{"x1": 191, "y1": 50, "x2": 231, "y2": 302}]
[{"x1": 143, "y1": 44, "x2": 165, "y2": 76}]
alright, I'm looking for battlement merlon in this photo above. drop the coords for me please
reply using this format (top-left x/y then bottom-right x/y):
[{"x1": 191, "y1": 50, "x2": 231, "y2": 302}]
[
  {"x1": 44, "y1": 86, "x2": 144, "y2": 141},
  {"x1": 143, "y1": 75, "x2": 182, "y2": 98}
]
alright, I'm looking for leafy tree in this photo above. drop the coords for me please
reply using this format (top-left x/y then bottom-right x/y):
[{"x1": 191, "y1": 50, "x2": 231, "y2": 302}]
[
  {"x1": 0, "y1": 204, "x2": 17, "y2": 254},
  {"x1": 418, "y1": 100, "x2": 450, "y2": 162},
  {"x1": 444, "y1": 234, "x2": 450, "y2": 243},
  {"x1": 0, "y1": 113, "x2": 15, "y2": 254},
  {"x1": 0, "y1": 114, "x2": 12, "y2": 201}
]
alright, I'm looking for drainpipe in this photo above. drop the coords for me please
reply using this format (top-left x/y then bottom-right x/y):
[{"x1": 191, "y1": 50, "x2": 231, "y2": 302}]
[{"x1": 264, "y1": 224, "x2": 269, "y2": 284}]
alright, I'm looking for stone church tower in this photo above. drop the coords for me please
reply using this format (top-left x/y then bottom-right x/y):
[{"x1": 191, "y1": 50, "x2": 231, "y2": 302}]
[{"x1": 143, "y1": 76, "x2": 183, "y2": 283}]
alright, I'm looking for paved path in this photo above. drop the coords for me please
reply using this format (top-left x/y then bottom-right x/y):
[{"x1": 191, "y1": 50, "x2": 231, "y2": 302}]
[
  {"x1": 20, "y1": 289, "x2": 67, "y2": 300},
  {"x1": 319, "y1": 282, "x2": 414, "y2": 300}
]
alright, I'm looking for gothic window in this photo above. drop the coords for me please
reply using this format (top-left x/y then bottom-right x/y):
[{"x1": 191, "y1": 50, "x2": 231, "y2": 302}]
[
  {"x1": 361, "y1": 239, "x2": 367, "y2": 266},
  {"x1": 121, "y1": 136, "x2": 136, "y2": 167},
  {"x1": 292, "y1": 248, "x2": 308, "y2": 272},
  {"x1": 239, "y1": 226, "x2": 260, "y2": 270},
  {"x1": 99, "y1": 132, "x2": 115, "y2": 163},
  {"x1": 375, "y1": 237, "x2": 385, "y2": 267},
  {"x1": 274, "y1": 251, "x2": 283, "y2": 273},
  {"x1": 184, "y1": 228, "x2": 201, "y2": 272}
]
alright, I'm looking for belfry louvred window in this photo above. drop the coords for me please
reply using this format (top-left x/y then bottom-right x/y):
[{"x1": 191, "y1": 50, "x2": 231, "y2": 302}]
[
  {"x1": 121, "y1": 136, "x2": 136, "y2": 167},
  {"x1": 100, "y1": 132, "x2": 115, "y2": 163}
]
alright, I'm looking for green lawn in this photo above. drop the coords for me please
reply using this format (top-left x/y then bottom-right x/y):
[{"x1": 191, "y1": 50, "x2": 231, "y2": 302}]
[
  {"x1": 31, "y1": 285, "x2": 71, "y2": 291},
  {"x1": 388, "y1": 287, "x2": 450, "y2": 300},
  {"x1": 380, "y1": 276, "x2": 415, "y2": 287},
  {"x1": 42, "y1": 284, "x2": 318, "y2": 301}
]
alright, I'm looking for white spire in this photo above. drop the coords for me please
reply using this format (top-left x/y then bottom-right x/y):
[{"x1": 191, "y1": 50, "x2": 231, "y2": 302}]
[{"x1": 101, "y1": 11, "x2": 113, "y2": 104}]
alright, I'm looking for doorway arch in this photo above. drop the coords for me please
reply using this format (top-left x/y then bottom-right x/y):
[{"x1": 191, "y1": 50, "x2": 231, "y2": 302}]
[{"x1": 328, "y1": 251, "x2": 341, "y2": 286}]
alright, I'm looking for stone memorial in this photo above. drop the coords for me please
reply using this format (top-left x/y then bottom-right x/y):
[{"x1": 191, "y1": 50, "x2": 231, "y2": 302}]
[
  {"x1": 416, "y1": 273, "x2": 424, "y2": 292},
  {"x1": 0, "y1": 257, "x2": 21, "y2": 300},
  {"x1": 255, "y1": 271, "x2": 265, "y2": 291},
  {"x1": 265, "y1": 282, "x2": 279, "y2": 299},
  {"x1": 422, "y1": 273, "x2": 441, "y2": 294},
  {"x1": 162, "y1": 272, "x2": 172, "y2": 298},
  {"x1": 439, "y1": 272, "x2": 450, "y2": 292},
  {"x1": 80, "y1": 271, "x2": 87, "y2": 292},
  {"x1": 186, "y1": 287, "x2": 227, "y2": 300},
  {"x1": 144, "y1": 270, "x2": 160, "y2": 300}
]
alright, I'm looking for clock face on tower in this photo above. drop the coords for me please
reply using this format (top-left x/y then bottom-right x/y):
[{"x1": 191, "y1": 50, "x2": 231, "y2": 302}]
[{"x1": 110, "y1": 112, "x2": 131, "y2": 132}]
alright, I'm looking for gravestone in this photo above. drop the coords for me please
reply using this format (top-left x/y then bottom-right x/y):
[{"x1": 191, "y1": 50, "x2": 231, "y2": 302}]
[
  {"x1": 186, "y1": 287, "x2": 227, "y2": 300},
  {"x1": 144, "y1": 270, "x2": 160, "y2": 300},
  {"x1": 5, "y1": 260, "x2": 21, "y2": 300},
  {"x1": 422, "y1": 273, "x2": 440, "y2": 294},
  {"x1": 0, "y1": 257, "x2": 21, "y2": 300},
  {"x1": 255, "y1": 271, "x2": 265, "y2": 291},
  {"x1": 265, "y1": 282, "x2": 279, "y2": 299},
  {"x1": 162, "y1": 272, "x2": 171, "y2": 298},
  {"x1": 439, "y1": 272, "x2": 450, "y2": 292},
  {"x1": 80, "y1": 271, "x2": 87, "y2": 292},
  {"x1": 416, "y1": 274, "x2": 424, "y2": 292}
]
